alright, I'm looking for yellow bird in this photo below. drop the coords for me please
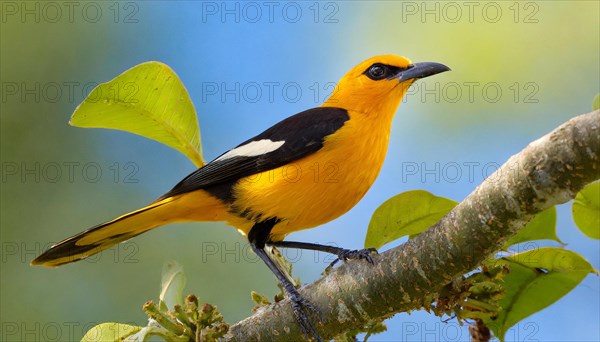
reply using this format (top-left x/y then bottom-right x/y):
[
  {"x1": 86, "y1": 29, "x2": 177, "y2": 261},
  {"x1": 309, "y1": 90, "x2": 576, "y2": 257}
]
[{"x1": 33, "y1": 55, "x2": 449, "y2": 340}]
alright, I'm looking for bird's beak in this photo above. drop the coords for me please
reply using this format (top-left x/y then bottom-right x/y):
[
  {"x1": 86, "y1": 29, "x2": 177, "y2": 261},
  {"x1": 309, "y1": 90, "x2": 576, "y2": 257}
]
[{"x1": 397, "y1": 62, "x2": 451, "y2": 82}]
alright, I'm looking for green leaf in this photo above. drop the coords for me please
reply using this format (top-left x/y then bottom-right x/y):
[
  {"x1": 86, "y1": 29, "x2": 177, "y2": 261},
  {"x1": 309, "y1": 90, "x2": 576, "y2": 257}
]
[
  {"x1": 593, "y1": 93, "x2": 600, "y2": 111},
  {"x1": 81, "y1": 323, "x2": 142, "y2": 342},
  {"x1": 573, "y1": 182, "x2": 600, "y2": 239},
  {"x1": 159, "y1": 260, "x2": 187, "y2": 312},
  {"x1": 485, "y1": 248, "x2": 595, "y2": 341},
  {"x1": 70, "y1": 62, "x2": 204, "y2": 167},
  {"x1": 504, "y1": 207, "x2": 562, "y2": 248},
  {"x1": 251, "y1": 290, "x2": 272, "y2": 307},
  {"x1": 364, "y1": 190, "x2": 457, "y2": 249}
]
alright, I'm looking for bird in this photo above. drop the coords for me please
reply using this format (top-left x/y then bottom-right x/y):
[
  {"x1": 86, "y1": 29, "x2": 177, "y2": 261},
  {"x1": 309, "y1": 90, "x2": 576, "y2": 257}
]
[{"x1": 32, "y1": 55, "x2": 450, "y2": 341}]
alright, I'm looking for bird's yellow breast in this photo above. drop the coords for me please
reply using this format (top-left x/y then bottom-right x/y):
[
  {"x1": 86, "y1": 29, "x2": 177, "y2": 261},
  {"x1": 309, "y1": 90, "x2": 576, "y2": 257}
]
[{"x1": 226, "y1": 110, "x2": 395, "y2": 240}]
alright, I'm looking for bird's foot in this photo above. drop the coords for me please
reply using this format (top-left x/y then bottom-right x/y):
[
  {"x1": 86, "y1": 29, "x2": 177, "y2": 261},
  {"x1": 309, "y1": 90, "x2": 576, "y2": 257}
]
[
  {"x1": 328, "y1": 247, "x2": 378, "y2": 269},
  {"x1": 288, "y1": 289, "x2": 323, "y2": 342}
]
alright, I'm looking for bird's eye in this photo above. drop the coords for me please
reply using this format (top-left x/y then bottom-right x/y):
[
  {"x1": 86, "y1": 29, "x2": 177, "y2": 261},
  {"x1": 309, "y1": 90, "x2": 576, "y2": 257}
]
[{"x1": 366, "y1": 64, "x2": 388, "y2": 80}]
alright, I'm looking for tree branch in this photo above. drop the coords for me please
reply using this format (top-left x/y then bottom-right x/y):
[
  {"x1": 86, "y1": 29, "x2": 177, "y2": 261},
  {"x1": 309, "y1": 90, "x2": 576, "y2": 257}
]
[{"x1": 224, "y1": 110, "x2": 600, "y2": 341}]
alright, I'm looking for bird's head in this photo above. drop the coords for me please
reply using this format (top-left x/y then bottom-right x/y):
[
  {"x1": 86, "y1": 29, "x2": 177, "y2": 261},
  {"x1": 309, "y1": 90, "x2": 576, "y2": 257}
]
[{"x1": 323, "y1": 55, "x2": 450, "y2": 116}]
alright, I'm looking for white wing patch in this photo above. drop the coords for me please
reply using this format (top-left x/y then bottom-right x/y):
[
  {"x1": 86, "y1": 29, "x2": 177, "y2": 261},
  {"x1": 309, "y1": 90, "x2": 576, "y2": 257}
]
[{"x1": 215, "y1": 139, "x2": 285, "y2": 161}]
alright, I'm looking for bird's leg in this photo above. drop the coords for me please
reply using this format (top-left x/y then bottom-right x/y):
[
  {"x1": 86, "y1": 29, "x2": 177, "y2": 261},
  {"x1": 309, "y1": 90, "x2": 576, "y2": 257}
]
[
  {"x1": 269, "y1": 241, "x2": 378, "y2": 269},
  {"x1": 248, "y1": 219, "x2": 322, "y2": 342},
  {"x1": 250, "y1": 244, "x2": 322, "y2": 341}
]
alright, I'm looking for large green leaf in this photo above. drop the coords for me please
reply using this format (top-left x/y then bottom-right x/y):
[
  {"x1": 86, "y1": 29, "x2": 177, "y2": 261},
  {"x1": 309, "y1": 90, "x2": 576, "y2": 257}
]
[
  {"x1": 159, "y1": 260, "x2": 187, "y2": 312},
  {"x1": 81, "y1": 322, "x2": 142, "y2": 342},
  {"x1": 504, "y1": 207, "x2": 562, "y2": 248},
  {"x1": 70, "y1": 62, "x2": 204, "y2": 167},
  {"x1": 485, "y1": 248, "x2": 596, "y2": 341},
  {"x1": 572, "y1": 182, "x2": 600, "y2": 239},
  {"x1": 364, "y1": 190, "x2": 457, "y2": 249},
  {"x1": 593, "y1": 93, "x2": 600, "y2": 111}
]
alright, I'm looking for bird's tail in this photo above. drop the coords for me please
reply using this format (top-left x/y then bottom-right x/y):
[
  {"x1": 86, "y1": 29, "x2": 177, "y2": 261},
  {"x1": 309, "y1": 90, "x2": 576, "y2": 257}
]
[
  {"x1": 31, "y1": 197, "x2": 183, "y2": 267},
  {"x1": 31, "y1": 190, "x2": 228, "y2": 267}
]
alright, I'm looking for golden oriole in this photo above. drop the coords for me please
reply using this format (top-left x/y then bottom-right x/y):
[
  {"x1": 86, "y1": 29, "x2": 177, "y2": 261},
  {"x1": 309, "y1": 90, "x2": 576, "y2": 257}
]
[{"x1": 33, "y1": 55, "x2": 449, "y2": 340}]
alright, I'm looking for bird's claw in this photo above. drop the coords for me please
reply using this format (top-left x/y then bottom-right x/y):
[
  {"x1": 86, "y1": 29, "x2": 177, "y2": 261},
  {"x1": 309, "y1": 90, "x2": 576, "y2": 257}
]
[
  {"x1": 328, "y1": 247, "x2": 379, "y2": 269},
  {"x1": 289, "y1": 292, "x2": 323, "y2": 342}
]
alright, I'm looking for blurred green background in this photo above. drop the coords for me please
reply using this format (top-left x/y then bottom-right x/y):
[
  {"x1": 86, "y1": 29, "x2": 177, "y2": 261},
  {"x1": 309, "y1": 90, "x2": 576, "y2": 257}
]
[{"x1": 1, "y1": 1, "x2": 598, "y2": 341}]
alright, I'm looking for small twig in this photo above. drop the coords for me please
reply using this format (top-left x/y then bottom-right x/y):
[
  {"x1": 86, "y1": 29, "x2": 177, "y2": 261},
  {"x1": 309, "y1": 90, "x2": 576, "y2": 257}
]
[{"x1": 469, "y1": 319, "x2": 491, "y2": 342}]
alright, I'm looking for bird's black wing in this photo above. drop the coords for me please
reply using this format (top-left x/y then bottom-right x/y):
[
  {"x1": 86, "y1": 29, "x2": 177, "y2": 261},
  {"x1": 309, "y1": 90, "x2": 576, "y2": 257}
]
[{"x1": 158, "y1": 107, "x2": 349, "y2": 201}]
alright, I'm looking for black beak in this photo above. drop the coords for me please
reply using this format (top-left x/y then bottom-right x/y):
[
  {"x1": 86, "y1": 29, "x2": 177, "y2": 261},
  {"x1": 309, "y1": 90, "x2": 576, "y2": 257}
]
[{"x1": 397, "y1": 62, "x2": 450, "y2": 82}]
